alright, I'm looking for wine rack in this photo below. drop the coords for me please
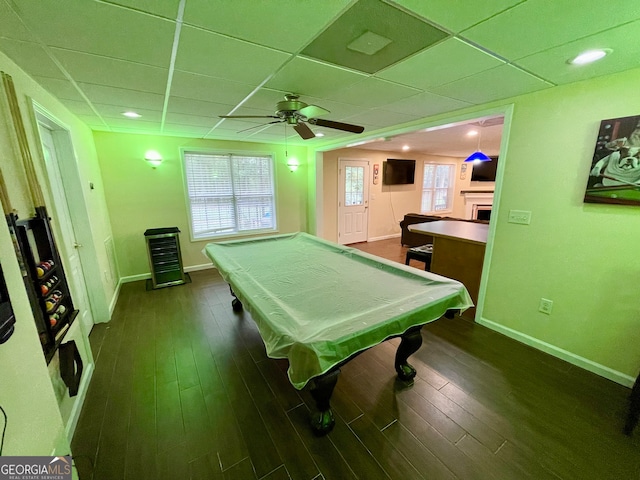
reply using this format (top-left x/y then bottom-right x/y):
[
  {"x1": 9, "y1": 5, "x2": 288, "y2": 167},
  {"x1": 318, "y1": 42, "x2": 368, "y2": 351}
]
[
  {"x1": 144, "y1": 227, "x2": 186, "y2": 289},
  {"x1": 7, "y1": 207, "x2": 78, "y2": 362}
]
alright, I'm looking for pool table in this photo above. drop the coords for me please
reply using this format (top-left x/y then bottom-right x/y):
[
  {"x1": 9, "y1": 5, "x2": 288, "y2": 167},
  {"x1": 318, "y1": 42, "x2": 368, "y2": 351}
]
[{"x1": 204, "y1": 233, "x2": 473, "y2": 434}]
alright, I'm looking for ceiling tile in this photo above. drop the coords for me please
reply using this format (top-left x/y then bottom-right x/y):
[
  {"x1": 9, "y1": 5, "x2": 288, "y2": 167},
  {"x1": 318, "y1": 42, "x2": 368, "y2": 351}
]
[
  {"x1": 0, "y1": 39, "x2": 65, "y2": 79},
  {"x1": 176, "y1": 26, "x2": 290, "y2": 84},
  {"x1": 183, "y1": 0, "x2": 352, "y2": 53},
  {"x1": 265, "y1": 57, "x2": 367, "y2": 98},
  {"x1": 326, "y1": 77, "x2": 421, "y2": 108},
  {"x1": 78, "y1": 83, "x2": 165, "y2": 110},
  {"x1": 103, "y1": 118, "x2": 162, "y2": 130},
  {"x1": 167, "y1": 96, "x2": 237, "y2": 117},
  {"x1": 463, "y1": 0, "x2": 640, "y2": 60},
  {"x1": 162, "y1": 123, "x2": 212, "y2": 137},
  {"x1": 164, "y1": 112, "x2": 217, "y2": 127},
  {"x1": 383, "y1": 91, "x2": 472, "y2": 117},
  {"x1": 0, "y1": 1, "x2": 34, "y2": 41},
  {"x1": 93, "y1": 104, "x2": 163, "y2": 122},
  {"x1": 109, "y1": 125, "x2": 162, "y2": 135},
  {"x1": 393, "y1": 0, "x2": 524, "y2": 33},
  {"x1": 342, "y1": 108, "x2": 422, "y2": 128},
  {"x1": 13, "y1": 0, "x2": 175, "y2": 67},
  {"x1": 57, "y1": 99, "x2": 98, "y2": 116},
  {"x1": 51, "y1": 48, "x2": 168, "y2": 94},
  {"x1": 32, "y1": 76, "x2": 85, "y2": 102},
  {"x1": 75, "y1": 115, "x2": 108, "y2": 128},
  {"x1": 170, "y1": 71, "x2": 255, "y2": 104},
  {"x1": 240, "y1": 88, "x2": 295, "y2": 111},
  {"x1": 301, "y1": 0, "x2": 449, "y2": 74},
  {"x1": 516, "y1": 19, "x2": 640, "y2": 85},
  {"x1": 214, "y1": 118, "x2": 276, "y2": 133},
  {"x1": 105, "y1": 0, "x2": 181, "y2": 19},
  {"x1": 429, "y1": 64, "x2": 552, "y2": 104},
  {"x1": 376, "y1": 38, "x2": 504, "y2": 89}
]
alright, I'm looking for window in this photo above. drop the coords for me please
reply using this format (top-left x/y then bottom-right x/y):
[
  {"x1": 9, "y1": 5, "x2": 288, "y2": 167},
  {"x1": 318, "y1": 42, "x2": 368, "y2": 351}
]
[
  {"x1": 183, "y1": 152, "x2": 276, "y2": 239},
  {"x1": 421, "y1": 163, "x2": 454, "y2": 213}
]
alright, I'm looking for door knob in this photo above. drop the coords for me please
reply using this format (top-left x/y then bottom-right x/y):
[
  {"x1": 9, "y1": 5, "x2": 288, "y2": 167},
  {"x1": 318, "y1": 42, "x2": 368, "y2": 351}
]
[{"x1": 73, "y1": 242, "x2": 83, "y2": 248}]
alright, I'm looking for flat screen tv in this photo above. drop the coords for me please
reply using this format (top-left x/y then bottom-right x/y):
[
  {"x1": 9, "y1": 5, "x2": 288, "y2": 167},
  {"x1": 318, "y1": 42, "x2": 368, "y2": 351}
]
[
  {"x1": 383, "y1": 159, "x2": 416, "y2": 185},
  {"x1": 471, "y1": 156, "x2": 498, "y2": 182}
]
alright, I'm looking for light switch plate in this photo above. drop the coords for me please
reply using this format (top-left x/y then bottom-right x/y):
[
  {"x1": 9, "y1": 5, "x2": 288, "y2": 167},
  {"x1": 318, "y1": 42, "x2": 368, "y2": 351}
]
[{"x1": 508, "y1": 210, "x2": 531, "y2": 225}]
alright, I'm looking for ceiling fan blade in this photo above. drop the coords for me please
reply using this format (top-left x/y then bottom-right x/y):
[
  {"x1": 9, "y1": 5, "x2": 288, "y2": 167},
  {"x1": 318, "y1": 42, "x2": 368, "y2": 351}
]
[
  {"x1": 237, "y1": 120, "x2": 283, "y2": 133},
  {"x1": 219, "y1": 115, "x2": 279, "y2": 119},
  {"x1": 298, "y1": 104, "x2": 329, "y2": 119},
  {"x1": 308, "y1": 118, "x2": 364, "y2": 134},
  {"x1": 293, "y1": 122, "x2": 315, "y2": 140}
]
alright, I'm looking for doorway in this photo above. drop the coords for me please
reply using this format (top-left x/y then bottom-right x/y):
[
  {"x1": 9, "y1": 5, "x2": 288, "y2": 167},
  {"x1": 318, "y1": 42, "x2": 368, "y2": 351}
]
[
  {"x1": 338, "y1": 159, "x2": 370, "y2": 244},
  {"x1": 33, "y1": 104, "x2": 110, "y2": 330}
]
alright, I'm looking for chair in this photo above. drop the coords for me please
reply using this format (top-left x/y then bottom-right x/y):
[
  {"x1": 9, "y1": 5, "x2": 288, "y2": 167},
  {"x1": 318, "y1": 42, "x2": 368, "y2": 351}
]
[
  {"x1": 405, "y1": 244, "x2": 432, "y2": 271},
  {"x1": 624, "y1": 373, "x2": 640, "y2": 435}
]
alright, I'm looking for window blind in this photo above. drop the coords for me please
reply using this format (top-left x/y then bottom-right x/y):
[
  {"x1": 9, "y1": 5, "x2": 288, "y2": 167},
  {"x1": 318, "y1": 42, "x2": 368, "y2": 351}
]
[
  {"x1": 422, "y1": 163, "x2": 454, "y2": 214},
  {"x1": 184, "y1": 152, "x2": 276, "y2": 238}
]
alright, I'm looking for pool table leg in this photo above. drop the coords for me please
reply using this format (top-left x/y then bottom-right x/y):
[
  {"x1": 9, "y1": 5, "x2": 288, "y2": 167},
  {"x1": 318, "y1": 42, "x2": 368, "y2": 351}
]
[
  {"x1": 309, "y1": 368, "x2": 340, "y2": 436},
  {"x1": 395, "y1": 325, "x2": 423, "y2": 383},
  {"x1": 229, "y1": 285, "x2": 243, "y2": 312}
]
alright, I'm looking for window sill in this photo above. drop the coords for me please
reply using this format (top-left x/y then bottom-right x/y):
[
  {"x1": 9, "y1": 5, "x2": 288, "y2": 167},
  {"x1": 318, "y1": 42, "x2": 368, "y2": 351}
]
[{"x1": 191, "y1": 228, "x2": 279, "y2": 243}]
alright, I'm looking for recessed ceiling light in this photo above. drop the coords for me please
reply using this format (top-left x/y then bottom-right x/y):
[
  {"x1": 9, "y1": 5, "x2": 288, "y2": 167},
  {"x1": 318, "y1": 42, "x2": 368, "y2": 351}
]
[
  {"x1": 122, "y1": 111, "x2": 141, "y2": 118},
  {"x1": 315, "y1": 132, "x2": 325, "y2": 137},
  {"x1": 467, "y1": 130, "x2": 478, "y2": 137},
  {"x1": 569, "y1": 49, "x2": 610, "y2": 65},
  {"x1": 402, "y1": 145, "x2": 410, "y2": 151}
]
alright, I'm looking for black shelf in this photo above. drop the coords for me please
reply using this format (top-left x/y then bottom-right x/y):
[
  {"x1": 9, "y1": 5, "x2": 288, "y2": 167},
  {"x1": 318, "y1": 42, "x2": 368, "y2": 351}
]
[{"x1": 7, "y1": 207, "x2": 78, "y2": 362}]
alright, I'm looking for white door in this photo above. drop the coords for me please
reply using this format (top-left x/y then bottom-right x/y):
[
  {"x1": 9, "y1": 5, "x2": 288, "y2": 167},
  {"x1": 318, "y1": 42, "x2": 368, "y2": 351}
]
[
  {"x1": 38, "y1": 125, "x2": 94, "y2": 333},
  {"x1": 338, "y1": 159, "x2": 369, "y2": 244}
]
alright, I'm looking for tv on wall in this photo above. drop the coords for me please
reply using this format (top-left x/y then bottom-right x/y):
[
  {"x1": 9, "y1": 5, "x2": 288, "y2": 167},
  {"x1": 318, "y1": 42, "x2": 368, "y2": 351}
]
[
  {"x1": 471, "y1": 156, "x2": 498, "y2": 182},
  {"x1": 383, "y1": 159, "x2": 416, "y2": 185}
]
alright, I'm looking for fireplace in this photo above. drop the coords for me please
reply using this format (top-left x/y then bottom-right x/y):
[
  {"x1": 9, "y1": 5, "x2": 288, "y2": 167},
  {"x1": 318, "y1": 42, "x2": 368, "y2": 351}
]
[
  {"x1": 463, "y1": 191, "x2": 494, "y2": 220},
  {"x1": 472, "y1": 204, "x2": 492, "y2": 221}
]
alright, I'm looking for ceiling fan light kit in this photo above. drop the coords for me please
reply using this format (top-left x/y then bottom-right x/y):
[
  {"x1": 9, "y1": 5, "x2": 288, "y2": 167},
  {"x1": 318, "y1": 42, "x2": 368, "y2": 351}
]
[{"x1": 219, "y1": 94, "x2": 365, "y2": 140}]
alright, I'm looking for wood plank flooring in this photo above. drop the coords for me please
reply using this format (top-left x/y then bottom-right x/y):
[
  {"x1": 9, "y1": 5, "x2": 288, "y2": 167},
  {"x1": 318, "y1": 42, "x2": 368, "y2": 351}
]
[{"x1": 72, "y1": 238, "x2": 640, "y2": 479}]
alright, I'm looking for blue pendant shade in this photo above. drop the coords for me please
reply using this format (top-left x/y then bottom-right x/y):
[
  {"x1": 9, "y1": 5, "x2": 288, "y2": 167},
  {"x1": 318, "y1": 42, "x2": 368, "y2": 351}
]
[{"x1": 464, "y1": 151, "x2": 491, "y2": 162}]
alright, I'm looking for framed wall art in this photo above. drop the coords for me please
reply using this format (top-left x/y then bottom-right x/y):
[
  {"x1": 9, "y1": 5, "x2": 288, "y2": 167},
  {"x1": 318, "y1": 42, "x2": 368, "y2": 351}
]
[{"x1": 585, "y1": 114, "x2": 640, "y2": 205}]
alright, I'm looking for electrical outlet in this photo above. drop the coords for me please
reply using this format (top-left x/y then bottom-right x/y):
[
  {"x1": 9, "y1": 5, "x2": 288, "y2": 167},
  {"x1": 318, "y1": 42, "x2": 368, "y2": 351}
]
[
  {"x1": 508, "y1": 210, "x2": 531, "y2": 225},
  {"x1": 539, "y1": 298, "x2": 553, "y2": 315}
]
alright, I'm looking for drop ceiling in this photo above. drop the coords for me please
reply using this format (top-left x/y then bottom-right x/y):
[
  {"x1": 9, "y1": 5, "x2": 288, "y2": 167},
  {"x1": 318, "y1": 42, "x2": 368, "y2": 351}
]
[{"x1": 0, "y1": 0, "x2": 638, "y2": 149}]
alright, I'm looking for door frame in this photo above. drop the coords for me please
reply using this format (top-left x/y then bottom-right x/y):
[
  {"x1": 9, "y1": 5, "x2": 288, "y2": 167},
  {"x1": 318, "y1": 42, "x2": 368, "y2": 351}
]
[
  {"x1": 337, "y1": 157, "x2": 370, "y2": 244},
  {"x1": 30, "y1": 101, "x2": 110, "y2": 326},
  {"x1": 314, "y1": 103, "x2": 515, "y2": 322}
]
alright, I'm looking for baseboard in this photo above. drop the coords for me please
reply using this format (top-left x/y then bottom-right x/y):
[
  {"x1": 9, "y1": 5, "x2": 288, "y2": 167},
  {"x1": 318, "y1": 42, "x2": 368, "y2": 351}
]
[
  {"x1": 119, "y1": 264, "x2": 214, "y2": 285},
  {"x1": 64, "y1": 361, "x2": 94, "y2": 442},
  {"x1": 185, "y1": 263, "x2": 214, "y2": 272},
  {"x1": 368, "y1": 233, "x2": 401, "y2": 242},
  {"x1": 477, "y1": 317, "x2": 635, "y2": 387},
  {"x1": 120, "y1": 273, "x2": 151, "y2": 284}
]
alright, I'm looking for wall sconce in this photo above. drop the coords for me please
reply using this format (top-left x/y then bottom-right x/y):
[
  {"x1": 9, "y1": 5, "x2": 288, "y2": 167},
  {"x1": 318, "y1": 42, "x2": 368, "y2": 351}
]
[
  {"x1": 144, "y1": 150, "x2": 162, "y2": 168},
  {"x1": 286, "y1": 157, "x2": 299, "y2": 172}
]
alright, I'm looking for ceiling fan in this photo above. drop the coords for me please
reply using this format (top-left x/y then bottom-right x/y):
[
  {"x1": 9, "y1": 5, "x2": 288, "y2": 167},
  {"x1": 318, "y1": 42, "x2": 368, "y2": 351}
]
[{"x1": 219, "y1": 94, "x2": 365, "y2": 140}]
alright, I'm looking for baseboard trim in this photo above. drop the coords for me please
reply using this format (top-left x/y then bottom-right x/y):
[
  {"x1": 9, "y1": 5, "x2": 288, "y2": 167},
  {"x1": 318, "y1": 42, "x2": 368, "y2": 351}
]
[
  {"x1": 64, "y1": 361, "x2": 94, "y2": 442},
  {"x1": 185, "y1": 263, "x2": 214, "y2": 272},
  {"x1": 120, "y1": 273, "x2": 151, "y2": 284},
  {"x1": 477, "y1": 317, "x2": 635, "y2": 387},
  {"x1": 368, "y1": 233, "x2": 401, "y2": 242}
]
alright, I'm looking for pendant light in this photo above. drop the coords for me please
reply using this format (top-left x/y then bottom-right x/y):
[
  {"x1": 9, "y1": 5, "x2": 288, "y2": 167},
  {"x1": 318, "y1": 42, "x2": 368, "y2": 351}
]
[{"x1": 464, "y1": 122, "x2": 491, "y2": 162}]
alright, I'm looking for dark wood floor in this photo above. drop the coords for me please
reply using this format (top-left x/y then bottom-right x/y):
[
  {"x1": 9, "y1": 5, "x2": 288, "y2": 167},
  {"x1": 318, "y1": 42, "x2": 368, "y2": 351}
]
[{"x1": 72, "y1": 238, "x2": 640, "y2": 480}]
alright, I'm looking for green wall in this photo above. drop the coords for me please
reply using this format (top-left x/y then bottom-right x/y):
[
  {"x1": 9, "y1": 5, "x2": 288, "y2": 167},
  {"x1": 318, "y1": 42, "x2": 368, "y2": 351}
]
[
  {"x1": 93, "y1": 132, "x2": 309, "y2": 278},
  {"x1": 0, "y1": 49, "x2": 112, "y2": 456},
  {"x1": 480, "y1": 67, "x2": 640, "y2": 381}
]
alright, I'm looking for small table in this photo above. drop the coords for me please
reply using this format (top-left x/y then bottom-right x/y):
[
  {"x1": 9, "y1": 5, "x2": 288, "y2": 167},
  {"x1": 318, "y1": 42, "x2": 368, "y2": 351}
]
[
  {"x1": 408, "y1": 221, "x2": 488, "y2": 320},
  {"x1": 405, "y1": 244, "x2": 433, "y2": 270},
  {"x1": 204, "y1": 233, "x2": 472, "y2": 435}
]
